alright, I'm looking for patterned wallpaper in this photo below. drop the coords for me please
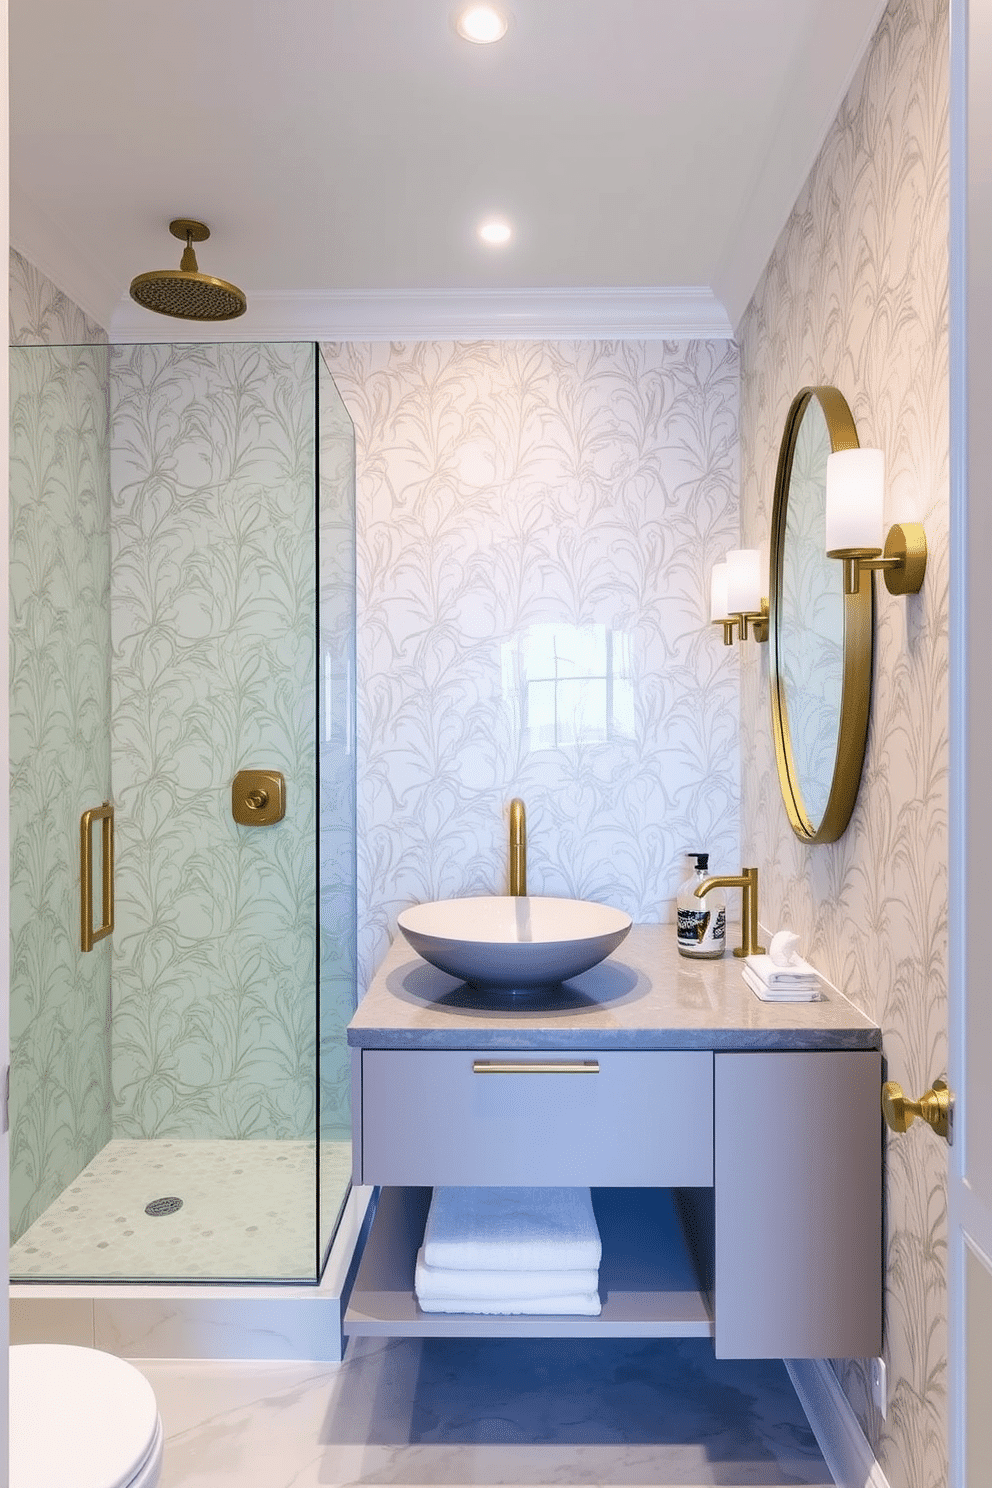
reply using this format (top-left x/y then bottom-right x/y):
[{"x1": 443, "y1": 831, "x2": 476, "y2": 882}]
[
  {"x1": 9, "y1": 263, "x2": 113, "y2": 1238},
  {"x1": 10, "y1": 246, "x2": 107, "y2": 348},
  {"x1": 738, "y1": 0, "x2": 949, "y2": 1484},
  {"x1": 319, "y1": 338, "x2": 741, "y2": 991},
  {"x1": 108, "y1": 343, "x2": 320, "y2": 1140}
]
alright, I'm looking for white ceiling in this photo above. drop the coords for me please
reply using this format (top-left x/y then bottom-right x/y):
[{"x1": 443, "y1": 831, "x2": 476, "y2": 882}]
[{"x1": 10, "y1": 0, "x2": 887, "y2": 341}]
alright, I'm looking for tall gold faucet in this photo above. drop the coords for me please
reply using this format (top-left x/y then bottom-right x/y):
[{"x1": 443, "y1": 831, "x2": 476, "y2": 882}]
[
  {"x1": 694, "y1": 866, "x2": 764, "y2": 958},
  {"x1": 509, "y1": 798, "x2": 527, "y2": 896}
]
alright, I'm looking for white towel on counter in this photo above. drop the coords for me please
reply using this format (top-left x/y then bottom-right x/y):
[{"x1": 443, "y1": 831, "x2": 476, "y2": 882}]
[
  {"x1": 422, "y1": 1186, "x2": 602, "y2": 1272},
  {"x1": 414, "y1": 1246, "x2": 599, "y2": 1302},
  {"x1": 742, "y1": 966, "x2": 821, "y2": 1003},
  {"x1": 745, "y1": 952, "x2": 820, "y2": 988},
  {"x1": 417, "y1": 1290, "x2": 602, "y2": 1316}
]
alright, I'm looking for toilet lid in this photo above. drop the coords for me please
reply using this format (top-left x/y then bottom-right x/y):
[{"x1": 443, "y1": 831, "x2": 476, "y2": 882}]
[{"x1": 10, "y1": 1345, "x2": 161, "y2": 1488}]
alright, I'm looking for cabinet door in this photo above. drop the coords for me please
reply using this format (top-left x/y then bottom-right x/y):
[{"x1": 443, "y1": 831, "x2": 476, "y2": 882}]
[
  {"x1": 359, "y1": 1048, "x2": 713, "y2": 1187},
  {"x1": 714, "y1": 1050, "x2": 881, "y2": 1359}
]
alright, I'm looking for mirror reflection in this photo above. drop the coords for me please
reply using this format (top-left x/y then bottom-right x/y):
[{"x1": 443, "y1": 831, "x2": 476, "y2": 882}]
[
  {"x1": 779, "y1": 397, "x2": 844, "y2": 825},
  {"x1": 769, "y1": 386, "x2": 872, "y2": 843}
]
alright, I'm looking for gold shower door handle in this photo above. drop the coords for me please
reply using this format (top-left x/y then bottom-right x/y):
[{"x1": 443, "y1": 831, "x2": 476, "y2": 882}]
[{"x1": 80, "y1": 802, "x2": 114, "y2": 952}]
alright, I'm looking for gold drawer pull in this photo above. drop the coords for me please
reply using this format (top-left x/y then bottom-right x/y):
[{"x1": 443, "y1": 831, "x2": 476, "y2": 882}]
[
  {"x1": 472, "y1": 1060, "x2": 600, "y2": 1075},
  {"x1": 80, "y1": 802, "x2": 114, "y2": 952}
]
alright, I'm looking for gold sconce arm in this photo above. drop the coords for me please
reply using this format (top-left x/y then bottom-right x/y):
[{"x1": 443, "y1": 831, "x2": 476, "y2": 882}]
[
  {"x1": 828, "y1": 522, "x2": 928, "y2": 597},
  {"x1": 711, "y1": 601, "x2": 768, "y2": 646}
]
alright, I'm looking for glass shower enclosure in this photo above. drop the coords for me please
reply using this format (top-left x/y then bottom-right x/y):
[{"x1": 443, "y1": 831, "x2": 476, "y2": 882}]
[{"x1": 8, "y1": 340, "x2": 356, "y2": 1283}]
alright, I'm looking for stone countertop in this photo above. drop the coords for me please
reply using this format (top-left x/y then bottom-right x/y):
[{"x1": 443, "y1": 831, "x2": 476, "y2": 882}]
[{"x1": 347, "y1": 924, "x2": 880, "y2": 1051}]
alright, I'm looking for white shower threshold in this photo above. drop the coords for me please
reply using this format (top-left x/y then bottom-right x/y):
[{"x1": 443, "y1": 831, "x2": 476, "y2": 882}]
[{"x1": 10, "y1": 1185, "x2": 376, "y2": 1363}]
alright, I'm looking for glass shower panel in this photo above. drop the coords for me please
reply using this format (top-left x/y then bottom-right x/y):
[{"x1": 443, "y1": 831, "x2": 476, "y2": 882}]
[
  {"x1": 9, "y1": 341, "x2": 356, "y2": 1284},
  {"x1": 317, "y1": 348, "x2": 357, "y2": 1269},
  {"x1": 8, "y1": 343, "x2": 113, "y2": 1251}
]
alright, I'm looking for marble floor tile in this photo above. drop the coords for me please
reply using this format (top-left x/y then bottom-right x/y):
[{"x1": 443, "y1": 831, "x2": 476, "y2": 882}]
[{"x1": 139, "y1": 1336, "x2": 833, "y2": 1487}]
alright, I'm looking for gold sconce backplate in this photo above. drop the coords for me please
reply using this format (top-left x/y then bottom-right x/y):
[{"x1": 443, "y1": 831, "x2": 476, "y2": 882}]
[{"x1": 232, "y1": 770, "x2": 286, "y2": 827}]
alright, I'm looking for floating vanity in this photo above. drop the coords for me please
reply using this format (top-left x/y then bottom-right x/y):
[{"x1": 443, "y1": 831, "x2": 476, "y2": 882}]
[{"x1": 345, "y1": 925, "x2": 882, "y2": 1359}]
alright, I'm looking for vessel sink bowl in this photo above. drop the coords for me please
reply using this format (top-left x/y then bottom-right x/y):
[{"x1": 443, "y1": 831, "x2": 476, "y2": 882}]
[{"x1": 396, "y1": 895, "x2": 632, "y2": 992}]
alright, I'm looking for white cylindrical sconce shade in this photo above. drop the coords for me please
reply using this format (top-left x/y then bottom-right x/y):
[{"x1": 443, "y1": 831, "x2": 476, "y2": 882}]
[
  {"x1": 725, "y1": 548, "x2": 763, "y2": 614},
  {"x1": 710, "y1": 562, "x2": 730, "y2": 622},
  {"x1": 825, "y1": 448, "x2": 885, "y2": 553}
]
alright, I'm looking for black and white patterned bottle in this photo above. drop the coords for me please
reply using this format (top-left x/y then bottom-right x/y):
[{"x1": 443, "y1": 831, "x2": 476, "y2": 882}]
[{"x1": 676, "y1": 852, "x2": 726, "y2": 959}]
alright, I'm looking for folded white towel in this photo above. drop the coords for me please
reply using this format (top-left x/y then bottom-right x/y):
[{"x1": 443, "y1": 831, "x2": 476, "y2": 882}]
[
  {"x1": 742, "y1": 966, "x2": 821, "y2": 1003},
  {"x1": 745, "y1": 952, "x2": 820, "y2": 988},
  {"x1": 414, "y1": 1246, "x2": 599, "y2": 1302},
  {"x1": 422, "y1": 1186, "x2": 602, "y2": 1271},
  {"x1": 417, "y1": 1291, "x2": 602, "y2": 1316}
]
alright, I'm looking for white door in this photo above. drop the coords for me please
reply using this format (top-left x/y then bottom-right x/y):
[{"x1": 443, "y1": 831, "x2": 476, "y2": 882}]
[{"x1": 949, "y1": 0, "x2": 992, "y2": 1482}]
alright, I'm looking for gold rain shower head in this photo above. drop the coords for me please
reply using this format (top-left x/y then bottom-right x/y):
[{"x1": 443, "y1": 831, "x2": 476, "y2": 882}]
[{"x1": 129, "y1": 219, "x2": 247, "y2": 321}]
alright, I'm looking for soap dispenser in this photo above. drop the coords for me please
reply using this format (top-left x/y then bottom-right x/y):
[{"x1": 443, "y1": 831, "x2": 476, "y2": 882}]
[{"x1": 676, "y1": 852, "x2": 726, "y2": 959}]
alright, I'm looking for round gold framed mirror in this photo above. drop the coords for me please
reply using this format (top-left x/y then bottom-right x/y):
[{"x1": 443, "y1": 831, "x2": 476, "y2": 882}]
[{"x1": 769, "y1": 386, "x2": 873, "y2": 843}]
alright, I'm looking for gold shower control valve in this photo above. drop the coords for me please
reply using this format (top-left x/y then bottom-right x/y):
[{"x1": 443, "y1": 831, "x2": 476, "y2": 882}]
[{"x1": 232, "y1": 770, "x2": 285, "y2": 827}]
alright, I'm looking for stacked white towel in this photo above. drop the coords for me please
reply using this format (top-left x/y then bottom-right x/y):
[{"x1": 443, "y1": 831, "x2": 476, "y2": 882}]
[
  {"x1": 415, "y1": 1186, "x2": 602, "y2": 1316},
  {"x1": 743, "y1": 953, "x2": 821, "y2": 1001}
]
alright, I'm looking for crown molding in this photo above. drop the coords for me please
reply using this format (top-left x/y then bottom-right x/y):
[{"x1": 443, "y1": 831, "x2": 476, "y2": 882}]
[{"x1": 107, "y1": 286, "x2": 735, "y2": 343}]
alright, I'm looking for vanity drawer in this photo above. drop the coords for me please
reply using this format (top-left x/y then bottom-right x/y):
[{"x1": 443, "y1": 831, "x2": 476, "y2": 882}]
[{"x1": 358, "y1": 1049, "x2": 713, "y2": 1187}]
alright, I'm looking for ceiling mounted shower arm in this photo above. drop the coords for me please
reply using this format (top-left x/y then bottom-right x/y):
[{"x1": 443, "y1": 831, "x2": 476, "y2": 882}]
[{"x1": 128, "y1": 217, "x2": 247, "y2": 322}]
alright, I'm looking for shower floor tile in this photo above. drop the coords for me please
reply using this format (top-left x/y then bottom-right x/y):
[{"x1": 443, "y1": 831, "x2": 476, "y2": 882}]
[{"x1": 10, "y1": 1138, "x2": 352, "y2": 1282}]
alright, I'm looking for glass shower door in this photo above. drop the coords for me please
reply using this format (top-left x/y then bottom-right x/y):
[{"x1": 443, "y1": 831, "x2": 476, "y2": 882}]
[{"x1": 9, "y1": 340, "x2": 357, "y2": 1284}]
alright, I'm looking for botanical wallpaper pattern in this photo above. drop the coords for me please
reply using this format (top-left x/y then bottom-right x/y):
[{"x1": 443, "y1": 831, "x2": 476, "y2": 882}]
[
  {"x1": 319, "y1": 339, "x2": 741, "y2": 992},
  {"x1": 9, "y1": 246, "x2": 106, "y2": 348},
  {"x1": 108, "y1": 342, "x2": 320, "y2": 1141},
  {"x1": 9, "y1": 333, "x2": 113, "y2": 1241},
  {"x1": 738, "y1": 0, "x2": 949, "y2": 1484}
]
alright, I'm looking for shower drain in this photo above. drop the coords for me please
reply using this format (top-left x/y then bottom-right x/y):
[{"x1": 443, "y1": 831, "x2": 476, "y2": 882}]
[{"x1": 144, "y1": 1196, "x2": 183, "y2": 1217}]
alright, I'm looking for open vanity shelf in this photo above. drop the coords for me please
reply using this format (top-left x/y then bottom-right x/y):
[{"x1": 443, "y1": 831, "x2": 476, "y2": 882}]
[
  {"x1": 346, "y1": 926, "x2": 883, "y2": 1358},
  {"x1": 345, "y1": 1186, "x2": 713, "y2": 1339}
]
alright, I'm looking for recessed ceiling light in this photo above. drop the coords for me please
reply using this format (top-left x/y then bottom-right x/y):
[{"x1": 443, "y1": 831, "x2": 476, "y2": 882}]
[
  {"x1": 456, "y1": 5, "x2": 509, "y2": 43},
  {"x1": 478, "y1": 218, "x2": 512, "y2": 245}
]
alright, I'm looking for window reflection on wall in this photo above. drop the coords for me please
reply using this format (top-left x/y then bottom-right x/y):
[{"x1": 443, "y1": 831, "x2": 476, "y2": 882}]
[{"x1": 502, "y1": 624, "x2": 636, "y2": 752}]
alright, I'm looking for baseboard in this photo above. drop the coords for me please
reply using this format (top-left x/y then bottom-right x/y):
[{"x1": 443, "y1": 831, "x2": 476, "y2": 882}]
[{"x1": 785, "y1": 1358, "x2": 891, "y2": 1488}]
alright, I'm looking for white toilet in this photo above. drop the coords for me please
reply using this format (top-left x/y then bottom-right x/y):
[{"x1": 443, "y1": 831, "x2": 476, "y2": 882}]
[{"x1": 9, "y1": 1344, "x2": 164, "y2": 1488}]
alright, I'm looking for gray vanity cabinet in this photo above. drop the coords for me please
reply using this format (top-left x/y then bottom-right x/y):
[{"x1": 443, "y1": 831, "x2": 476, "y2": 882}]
[
  {"x1": 345, "y1": 928, "x2": 883, "y2": 1359},
  {"x1": 359, "y1": 1049, "x2": 713, "y2": 1187}
]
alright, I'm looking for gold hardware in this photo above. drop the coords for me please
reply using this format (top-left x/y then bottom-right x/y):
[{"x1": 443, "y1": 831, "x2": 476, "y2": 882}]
[
  {"x1": 472, "y1": 1060, "x2": 600, "y2": 1074},
  {"x1": 80, "y1": 802, "x2": 114, "y2": 952},
  {"x1": 232, "y1": 770, "x2": 286, "y2": 827},
  {"x1": 882, "y1": 1077, "x2": 953, "y2": 1144},
  {"x1": 712, "y1": 601, "x2": 769, "y2": 647},
  {"x1": 769, "y1": 386, "x2": 873, "y2": 844},
  {"x1": 129, "y1": 218, "x2": 247, "y2": 322},
  {"x1": 738, "y1": 599, "x2": 769, "y2": 644},
  {"x1": 509, "y1": 797, "x2": 527, "y2": 896},
  {"x1": 828, "y1": 521, "x2": 928, "y2": 597},
  {"x1": 694, "y1": 866, "x2": 764, "y2": 958}
]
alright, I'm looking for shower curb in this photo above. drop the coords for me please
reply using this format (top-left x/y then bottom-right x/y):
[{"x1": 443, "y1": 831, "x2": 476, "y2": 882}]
[{"x1": 11, "y1": 1186, "x2": 374, "y2": 1364}]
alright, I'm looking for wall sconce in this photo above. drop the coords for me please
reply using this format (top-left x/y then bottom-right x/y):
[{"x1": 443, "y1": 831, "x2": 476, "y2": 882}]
[
  {"x1": 710, "y1": 550, "x2": 768, "y2": 645},
  {"x1": 825, "y1": 448, "x2": 928, "y2": 597}
]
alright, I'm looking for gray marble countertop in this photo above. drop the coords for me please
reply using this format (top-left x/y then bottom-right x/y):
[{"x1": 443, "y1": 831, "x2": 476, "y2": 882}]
[{"x1": 348, "y1": 924, "x2": 880, "y2": 1051}]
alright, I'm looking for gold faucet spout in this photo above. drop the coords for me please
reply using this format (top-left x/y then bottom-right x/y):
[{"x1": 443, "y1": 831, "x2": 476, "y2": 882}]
[
  {"x1": 694, "y1": 866, "x2": 764, "y2": 958},
  {"x1": 509, "y1": 798, "x2": 527, "y2": 896}
]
